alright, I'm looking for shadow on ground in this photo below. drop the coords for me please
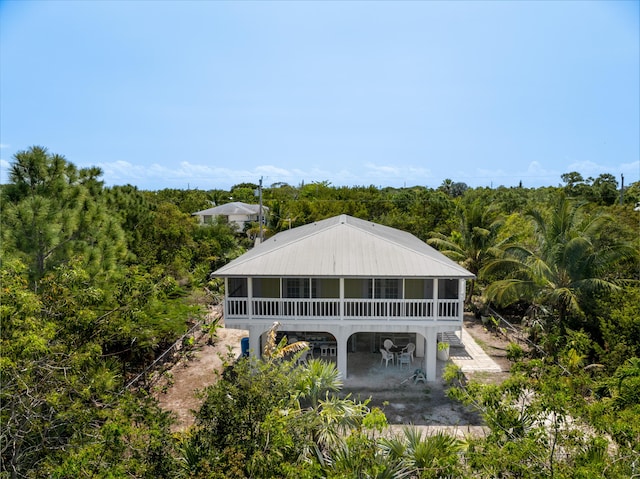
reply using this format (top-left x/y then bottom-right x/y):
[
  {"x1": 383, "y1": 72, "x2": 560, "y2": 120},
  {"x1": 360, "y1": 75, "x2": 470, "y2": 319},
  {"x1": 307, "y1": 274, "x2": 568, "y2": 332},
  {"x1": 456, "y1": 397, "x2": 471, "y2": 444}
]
[{"x1": 341, "y1": 352, "x2": 482, "y2": 426}]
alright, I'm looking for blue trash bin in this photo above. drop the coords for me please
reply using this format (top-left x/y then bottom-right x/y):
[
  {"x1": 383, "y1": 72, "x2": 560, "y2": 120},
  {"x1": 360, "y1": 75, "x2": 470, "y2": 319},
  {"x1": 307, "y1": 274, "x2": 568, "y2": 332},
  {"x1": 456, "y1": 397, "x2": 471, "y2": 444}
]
[{"x1": 241, "y1": 337, "x2": 250, "y2": 357}]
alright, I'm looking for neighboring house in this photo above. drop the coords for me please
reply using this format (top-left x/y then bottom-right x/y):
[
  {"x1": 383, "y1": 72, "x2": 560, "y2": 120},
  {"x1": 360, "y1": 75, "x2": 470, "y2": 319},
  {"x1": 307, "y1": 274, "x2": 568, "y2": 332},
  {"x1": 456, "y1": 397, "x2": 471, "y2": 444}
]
[
  {"x1": 212, "y1": 214, "x2": 475, "y2": 382},
  {"x1": 192, "y1": 202, "x2": 268, "y2": 230}
]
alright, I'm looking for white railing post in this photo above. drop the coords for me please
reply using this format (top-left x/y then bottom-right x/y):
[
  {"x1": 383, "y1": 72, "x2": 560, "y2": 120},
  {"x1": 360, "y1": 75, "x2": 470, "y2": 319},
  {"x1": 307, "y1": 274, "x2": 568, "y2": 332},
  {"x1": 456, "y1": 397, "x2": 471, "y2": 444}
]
[{"x1": 248, "y1": 278, "x2": 253, "y2": 320}]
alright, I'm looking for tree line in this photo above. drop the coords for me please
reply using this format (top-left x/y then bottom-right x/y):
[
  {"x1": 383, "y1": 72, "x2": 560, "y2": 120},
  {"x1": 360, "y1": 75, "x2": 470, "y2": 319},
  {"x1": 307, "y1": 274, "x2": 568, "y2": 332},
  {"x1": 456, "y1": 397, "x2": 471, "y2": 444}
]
[{"x1": 1, "y1": 146, "x2": 638, "y2": 477}]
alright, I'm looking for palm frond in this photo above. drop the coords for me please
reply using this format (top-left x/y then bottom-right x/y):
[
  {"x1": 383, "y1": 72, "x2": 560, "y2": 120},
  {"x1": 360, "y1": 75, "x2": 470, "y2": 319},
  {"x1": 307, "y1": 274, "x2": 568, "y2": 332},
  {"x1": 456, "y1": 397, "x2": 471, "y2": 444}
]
[
  {"x1": 378, "y1": 436, "x2": 406, "y2": 460},
  {"x1": 484, "y1": 278, "x2": 537, "y2": 307},
  {"x1": 481, "y1": 256, "x2": 527, "y2": 278},
  {"x1": 262, "y1": 321, "x2": 281, "y2": 359},
  {"x1": 272, "y1": 340, "x2": 309, "y2": 359}
]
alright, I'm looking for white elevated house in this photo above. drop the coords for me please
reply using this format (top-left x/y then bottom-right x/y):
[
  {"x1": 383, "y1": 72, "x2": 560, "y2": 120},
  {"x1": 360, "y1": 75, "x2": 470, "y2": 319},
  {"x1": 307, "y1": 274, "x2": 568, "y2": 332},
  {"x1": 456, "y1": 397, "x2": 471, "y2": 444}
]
[
  {"x1": 193, "y1": 202, "x2": 268, "y2": 230},
  {"x1": 213, "y1": 214, "x2": 474, "y2": 382}
]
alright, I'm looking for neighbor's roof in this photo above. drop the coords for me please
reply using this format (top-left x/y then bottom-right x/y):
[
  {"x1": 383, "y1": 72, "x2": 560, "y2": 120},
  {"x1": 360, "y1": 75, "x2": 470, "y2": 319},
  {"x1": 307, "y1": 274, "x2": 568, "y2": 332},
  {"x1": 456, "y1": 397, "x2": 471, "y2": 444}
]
[
  {"x1": 214, "y1": 214, "x2": 474, "y2": 278},
  {"x1": 193, "y1": 201, "x2": 267, "y2": 216}
]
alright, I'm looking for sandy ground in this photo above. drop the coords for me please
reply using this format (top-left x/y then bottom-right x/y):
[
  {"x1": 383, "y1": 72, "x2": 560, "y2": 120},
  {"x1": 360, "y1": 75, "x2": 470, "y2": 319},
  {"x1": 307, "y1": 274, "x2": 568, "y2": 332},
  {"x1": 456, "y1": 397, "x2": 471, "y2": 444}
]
[
  {"x1": 153, "y1": 322, "x2": 248, "y2": 431},
  {"x1": 154, "y1": 313, "x2": 515, "y2": 433}
]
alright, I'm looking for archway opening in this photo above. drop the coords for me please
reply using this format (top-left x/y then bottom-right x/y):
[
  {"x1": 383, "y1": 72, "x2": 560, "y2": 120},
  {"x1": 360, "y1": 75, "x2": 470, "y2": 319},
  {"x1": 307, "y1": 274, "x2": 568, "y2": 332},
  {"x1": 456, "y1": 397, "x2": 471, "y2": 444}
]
[
  {"x1": 271, "y1": 330, "x2": 337, "y2": 359},
  {"x1": 346, "y1": 332, "x2": 426, "y2": 379}
]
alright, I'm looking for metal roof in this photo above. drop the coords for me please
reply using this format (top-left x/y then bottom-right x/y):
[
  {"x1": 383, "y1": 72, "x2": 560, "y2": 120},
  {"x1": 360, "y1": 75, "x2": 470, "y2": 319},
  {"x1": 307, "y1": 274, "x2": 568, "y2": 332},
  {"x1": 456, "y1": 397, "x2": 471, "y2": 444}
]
[
  {"x1": 193, "y1": 201, "x2": 266, "y2": 216},
  {"x1": 214, "y1": 214, "x2": 474, "y2": 278}
]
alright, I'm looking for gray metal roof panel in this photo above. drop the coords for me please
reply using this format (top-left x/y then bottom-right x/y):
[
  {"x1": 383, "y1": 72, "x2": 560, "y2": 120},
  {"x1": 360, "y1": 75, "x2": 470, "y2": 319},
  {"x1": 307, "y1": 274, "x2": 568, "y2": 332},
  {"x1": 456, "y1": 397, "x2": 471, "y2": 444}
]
[{"x1": 214, "y1": 215, "x2": 474, "y2": 278}]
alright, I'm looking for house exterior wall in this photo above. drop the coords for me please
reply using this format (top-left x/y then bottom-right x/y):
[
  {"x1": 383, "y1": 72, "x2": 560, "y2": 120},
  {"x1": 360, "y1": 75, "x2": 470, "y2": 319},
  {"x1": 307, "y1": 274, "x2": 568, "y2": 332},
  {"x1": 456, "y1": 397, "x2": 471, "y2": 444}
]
[
  {"x1": 227, "y1": 213, "x2": 259, "y2": 230},
  {"x1": 196, "y1": 213, "x2": 259, "y2": 230},
  {"x1": 223, "y1": 276, "x2": 466, "y2": 381}
]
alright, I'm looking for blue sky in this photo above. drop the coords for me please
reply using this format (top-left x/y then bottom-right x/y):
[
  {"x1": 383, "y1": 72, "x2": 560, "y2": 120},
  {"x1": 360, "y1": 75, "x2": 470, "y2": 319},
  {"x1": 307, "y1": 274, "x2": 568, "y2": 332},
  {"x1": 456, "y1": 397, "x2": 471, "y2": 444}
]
[{"x1": 1, "y1": 0, "x2": 638, "y2": 191}]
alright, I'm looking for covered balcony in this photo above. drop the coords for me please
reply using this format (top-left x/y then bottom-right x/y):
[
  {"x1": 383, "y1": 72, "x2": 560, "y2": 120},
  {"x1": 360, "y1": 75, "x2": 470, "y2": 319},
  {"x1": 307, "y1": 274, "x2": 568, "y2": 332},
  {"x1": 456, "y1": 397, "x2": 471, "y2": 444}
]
[{"x1": 224, "y1": 276, "x2": 465, "y2": 323}]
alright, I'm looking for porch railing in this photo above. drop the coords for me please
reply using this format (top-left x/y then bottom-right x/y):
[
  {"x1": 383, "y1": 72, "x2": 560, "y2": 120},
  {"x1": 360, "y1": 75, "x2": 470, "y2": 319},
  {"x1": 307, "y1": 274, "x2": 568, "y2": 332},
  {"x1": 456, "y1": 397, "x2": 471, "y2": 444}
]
[{"x1": 225, "y1": 298, "x2": 460, "y2": 321}]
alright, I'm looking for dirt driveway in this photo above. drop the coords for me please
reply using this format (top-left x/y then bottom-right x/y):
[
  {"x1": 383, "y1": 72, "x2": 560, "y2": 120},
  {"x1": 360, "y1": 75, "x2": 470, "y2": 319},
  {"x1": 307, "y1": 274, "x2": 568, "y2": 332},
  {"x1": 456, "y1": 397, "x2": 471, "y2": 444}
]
[{"x1": 153, "y1": 323, "x2": 248, "y2": 431}]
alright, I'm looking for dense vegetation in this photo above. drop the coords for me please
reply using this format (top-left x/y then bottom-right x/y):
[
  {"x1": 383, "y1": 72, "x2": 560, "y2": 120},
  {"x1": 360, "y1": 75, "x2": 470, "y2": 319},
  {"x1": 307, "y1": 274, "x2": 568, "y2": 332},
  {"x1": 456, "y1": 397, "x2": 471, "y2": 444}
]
[{"x1": 1, "y1": 146, "x2": 638, "y2": 478}]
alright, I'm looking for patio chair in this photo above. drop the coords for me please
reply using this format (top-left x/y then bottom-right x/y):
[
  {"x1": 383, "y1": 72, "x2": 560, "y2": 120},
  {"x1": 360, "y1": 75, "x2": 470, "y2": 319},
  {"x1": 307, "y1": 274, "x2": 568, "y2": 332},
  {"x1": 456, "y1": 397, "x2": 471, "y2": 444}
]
[
  {"x1": 402, "y1": 343, "x2": 415, "y2": 363},
  {"x1": 297, "y1": 349, "x2": 310, "y2": 366},
  {"x1": 383, "y1": 339, "x2": 395, "y2": 352},
  {"x1": 398, "y1": 352, "x2": 411, "y2": 368},
  {"x1": 380, "y1": 349, "x2": 393, "y2": 368}
]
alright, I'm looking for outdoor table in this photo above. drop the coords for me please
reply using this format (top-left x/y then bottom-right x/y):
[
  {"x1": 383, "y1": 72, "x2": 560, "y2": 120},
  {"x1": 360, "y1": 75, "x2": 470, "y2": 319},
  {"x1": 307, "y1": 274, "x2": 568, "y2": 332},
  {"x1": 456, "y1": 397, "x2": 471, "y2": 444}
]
[{"x1": 388, "y1": 346, "x2": 403, "y2": 365}]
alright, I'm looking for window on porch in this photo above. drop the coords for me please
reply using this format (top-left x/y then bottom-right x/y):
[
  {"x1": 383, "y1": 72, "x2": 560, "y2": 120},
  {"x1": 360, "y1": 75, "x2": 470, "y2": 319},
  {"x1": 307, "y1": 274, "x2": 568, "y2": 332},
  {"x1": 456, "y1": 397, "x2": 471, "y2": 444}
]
[
  {"x1": 283, "y1": 278, "x2": 310, "y2": 298},
  {"x1": 438, "y1": 279, "x2": 459, "y2": 299},
  {"x1": 312, "y1": 278, "x2": 339, "y2": 298},
  {"x1": 344, "y1": 278, "x2": 372, "y2": 298},
  {"x1": 228, "y1": 277, "x2": 248, "y2": 297},
  {"x1": 374, "y1": 278, "x2": 402, "y2": 299},
  {"x1": 405, "y1": 278, "x2": 434, "y2": 299},
  {"x1": 437, "y1": 279, "x2": 460, "y2": 317},
  {"x1": 253, "y1": 277, "x2": 280, "y2": 297}
]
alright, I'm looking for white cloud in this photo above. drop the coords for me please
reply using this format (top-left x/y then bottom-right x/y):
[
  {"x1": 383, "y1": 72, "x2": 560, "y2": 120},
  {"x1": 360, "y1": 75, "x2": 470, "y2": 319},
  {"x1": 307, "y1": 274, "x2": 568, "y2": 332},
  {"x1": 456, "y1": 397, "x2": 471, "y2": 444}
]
[
  {"x1": 364, "y1": 162, "x2": 401, "y2": 175},
  {"x1": 255, "y1": 165, "x2": 293, "y2": 177},
  {"x1": 621, "y1": 160, "x2": 640, "y2": 170},
  {"x1": 99, "y1": 160, "x2": 147, "y2": 180},
  {"x1": 565, "y1": 159, "x2": 639, "y2": 182},
  {"x1": 94, "y1": 156, "x2": 637, "y2": 191},
  {"x1": 472, "y1": 161, "x2": 563, "y2": 188},
  {"x1": 360, "y1": 162, "x2": 433, "y2": 186}
]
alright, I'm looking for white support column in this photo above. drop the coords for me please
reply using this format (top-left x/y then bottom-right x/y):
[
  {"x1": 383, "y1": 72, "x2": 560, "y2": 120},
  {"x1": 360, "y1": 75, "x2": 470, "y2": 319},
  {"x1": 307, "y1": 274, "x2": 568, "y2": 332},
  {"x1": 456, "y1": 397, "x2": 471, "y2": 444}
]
[
  {"x1": 335, "y1": 329, "x2": 349, "y2": 379},
  {"x1": 424, "y1": 328, "x2": 438, "y2": 381},
  {"x1": 248, "y1": 326, "x2": 261, "y2": 358},
  {"x1": 416, "y1": 333, "x2": 425, "y2": 358}
]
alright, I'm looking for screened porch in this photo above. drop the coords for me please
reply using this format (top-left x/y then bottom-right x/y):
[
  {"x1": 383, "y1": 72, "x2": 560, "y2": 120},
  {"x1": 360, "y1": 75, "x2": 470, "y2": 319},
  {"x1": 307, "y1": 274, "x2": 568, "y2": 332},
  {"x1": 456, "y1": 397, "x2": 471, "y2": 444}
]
[{"x1": 224, "y1": 276, "x2": 464, "y2": 322}]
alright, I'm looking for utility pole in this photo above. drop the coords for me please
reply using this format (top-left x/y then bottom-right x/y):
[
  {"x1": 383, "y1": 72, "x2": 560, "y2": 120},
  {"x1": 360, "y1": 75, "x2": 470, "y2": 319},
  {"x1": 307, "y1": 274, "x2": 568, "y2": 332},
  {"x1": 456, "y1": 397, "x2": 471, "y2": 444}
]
[
  {"x1": 258, "y1": 176, "x2": 264, "y2": 243},
  {"x1": 620, "y1": 173, "x2": 624, "y2": 205}
]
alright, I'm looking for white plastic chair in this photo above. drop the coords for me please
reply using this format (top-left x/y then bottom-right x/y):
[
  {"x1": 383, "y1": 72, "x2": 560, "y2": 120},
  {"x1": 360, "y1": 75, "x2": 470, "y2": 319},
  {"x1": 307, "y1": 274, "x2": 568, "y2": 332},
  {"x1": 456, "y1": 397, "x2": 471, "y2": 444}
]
[
  {"x1": 398, "y1": 352, "x2": 411, "y2": 368},
  {"x1": 297, "y1": 349, "x2": 310, "y2": 366},
  {"x1": 383, "y1": 339, "x2": 395, "y2": 351},
  {"x1": 402, "y1": 343, "x2": 415, "y2": 363},
  {"x1": 380, "y1": 349, "x2": 393, "y2": 368}
]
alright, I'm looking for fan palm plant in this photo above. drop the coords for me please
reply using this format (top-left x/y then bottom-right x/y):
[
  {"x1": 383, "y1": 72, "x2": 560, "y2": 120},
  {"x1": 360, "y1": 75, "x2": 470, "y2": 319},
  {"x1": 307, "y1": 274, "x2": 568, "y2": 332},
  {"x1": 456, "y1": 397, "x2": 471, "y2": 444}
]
[
  {"x1": 379, "y1": 426, "x2": 466, "y2": 478},
  {"x1": 295, "y1": 358, "x2": 343, "y2": 408}
]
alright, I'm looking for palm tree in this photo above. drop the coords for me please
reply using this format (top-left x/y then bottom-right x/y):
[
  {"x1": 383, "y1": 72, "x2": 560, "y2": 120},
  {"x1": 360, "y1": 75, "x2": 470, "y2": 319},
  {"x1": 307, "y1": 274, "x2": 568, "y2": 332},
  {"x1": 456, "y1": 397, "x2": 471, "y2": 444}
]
[
  {"x1": 482, "y1": 193, "x2": 636, "y2": 333},
  {"x1": 428, "y1": 200, "x2": 504, "y2": 305}
]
